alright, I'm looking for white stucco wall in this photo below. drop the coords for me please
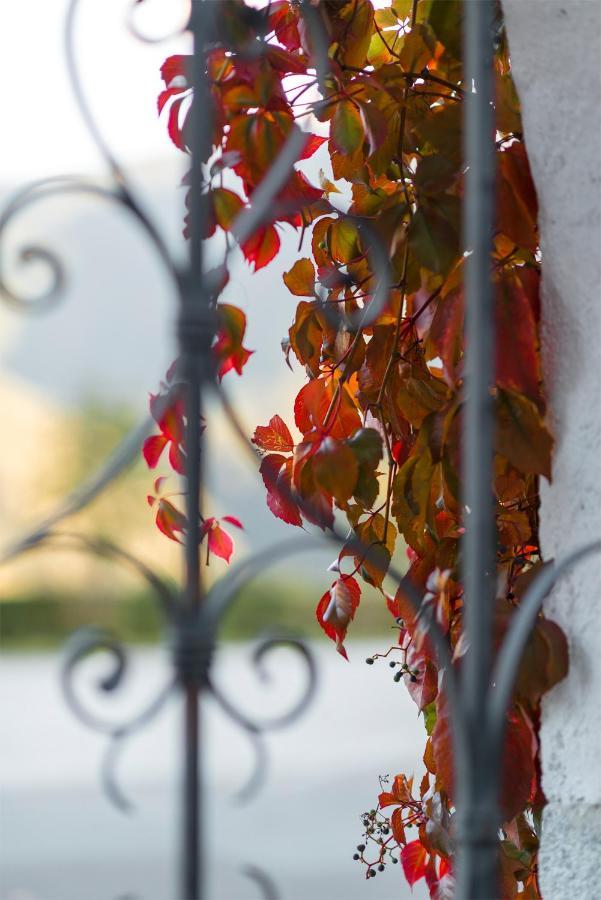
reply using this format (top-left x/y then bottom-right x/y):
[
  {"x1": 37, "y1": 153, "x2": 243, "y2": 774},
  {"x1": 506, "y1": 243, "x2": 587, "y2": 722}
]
[{"x1": 501, "y1": 2, "x2": 601, "y2": 897}]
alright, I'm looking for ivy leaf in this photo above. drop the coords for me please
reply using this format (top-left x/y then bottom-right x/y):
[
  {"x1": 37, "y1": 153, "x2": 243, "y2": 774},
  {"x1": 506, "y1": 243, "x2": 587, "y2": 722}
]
[
  {"x1": 288, "y1": 301, "x2": 323, "y2": 376},
  {"x1": 432, "y1": 696, "x2": 536, "y2": 823},
  {"x1": 241, "y1": 224, "x2": 280, "y2": 272},
  {"x1": 259, "y1": 453, "x2": 302, "y2": 527},
  {"x1": 428, "y1": 0, "x2": 463, "y2": 60},
  {"x1": 401, "y1": 841, "x2": 428, "y2": 887},
  {"x1": 353, "y1": 513, "x2": 396, "y2": 588},
  {"x1": 404, "y1": 643, "x2": 438, "y2": 711},
  {"x1": 252, "y1": 415, "x2": 294, "y2": 453},
  {"x1": 336, "y1": 0, "x2": 374, "y2": 68},
  {"x1": 201, "y1": 516, "x2": 233, "y2": 563},
  {"x1": 167, "y1": 97, "x2": 187, "y2": 151},
  {"x1": 312, "y1": 437, "x2": 359, "y2": 503},
  {"x1": 155, "y1": 498, "x2": 187, "y2": 543},
  {"x1": 214, "y1": 304, "x2": 253, "y2": 379},
  {"x1": 426, "y1": 290, "x2": 463, "y2": 388},
  {"x1": 495, "y1": 272, "x2": 541, "y2": 403},
  {"x1": 391, "y1": 808, "x2": 406, "y2": 845},
  {"x1": 283, "y1": 258, "x2": 316, "y2": 297},
  {"x1": 331, "y1": 101, "x2": 364, "y2": 157},
  {"x1": 212, "y1": 187, "x2": 244, "y2": 231},
  {"x1": 497, "y1": 142, "x2": 539, "y2": 252},
  {"x1": 495, "y1": 388, "x2": 553, "y2": 480},
  {"x1": 398, "y1": 24, "x2": 435, "y2": 72},
  {"x1": 315, "y1": 575, "x2": 361, "y2": 659},
  {"x1": 409, "y1": 200, "x2": 460, "y2": 276},
  {"x1": 142, "y1": 433, "x2": 168, "y2": 469},
  {"x1": 294, "y1": 378, "x2": 362, "y2": 440},
  {"x1": 379, "y1": 773, "x2": 414, "y2": 808}
]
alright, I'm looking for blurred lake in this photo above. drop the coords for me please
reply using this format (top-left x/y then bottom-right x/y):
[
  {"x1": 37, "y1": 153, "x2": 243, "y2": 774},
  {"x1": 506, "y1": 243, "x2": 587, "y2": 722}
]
[{"x1": 0, "y1": 641, "x2": 429, "y2": 900}]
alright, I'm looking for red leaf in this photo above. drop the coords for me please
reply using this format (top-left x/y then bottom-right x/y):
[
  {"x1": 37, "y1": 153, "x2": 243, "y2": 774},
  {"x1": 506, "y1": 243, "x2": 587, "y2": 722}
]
[
  {"x1": 378, "y1": 774, "x2": 414, "y2": 809},
  {"x1": 160, "y1": 55, "x2": 190, "y2": 87},
  {"x1": 241, "y1": 224, "x2": 280, "y2": 272},
  {"x1": 401, "y1": 840, "x2": 428, "y2": 887},
  {"x1": 315, "y1": 575, "x2": 361, "y2": 659},
  {"x1": 168, "y1": 440, "x2": 186, "y2": 475},
  {"x1": 167, "y1": 97, "x2": 186, "y2": 151},
  {"x1": 143, "y1": 434, "x2": 168, "y2": 469},
  {"x1": 252, "y1": 415, "x2": 295, "y2": 453},
  {"x1": 432, "y1": 697, "x2": 536, "y2": 823},
  {"x1": 268, "y1": 1, "x2": 302, "y2": 52},
  {"x1": 155, "y1": 498, "x2": 186, "y2": 543},
  {"x1": 391, "y1": 808, "x2": 406, "y2": 845},
  {"x1": 495, "y1": 271, "x2": 542, "y2": 403},
  {"x1": 265, "y1": 45, "x2": 309, "y2": 75},
  {"x1": 222, "y1": 515, "x2": 243, "y2": 529},
  {"x1": 427, "y1": 290, "x2": 464, "y2": 387},
  {"x1": 206, "y1": 521, "x2": 234, "y2": 564},
  {"x1": 299, "y1": 134, "x2": 327, "y2": 160},
  {"x1": 214, "y1": 304, "x2": 253, "y2": 379},
  {"x1": 260, "y1": 453, "x2": 303, "y2": 527},
  {"x1": 404, "y1": 643, "x2": 439, "y2": 711},
  {"x1": 293, "y1": 378, "x2": 361, "y2": 440},
  {"x1": 158, "y1": 86, "x2": 187, "y2": 115}
]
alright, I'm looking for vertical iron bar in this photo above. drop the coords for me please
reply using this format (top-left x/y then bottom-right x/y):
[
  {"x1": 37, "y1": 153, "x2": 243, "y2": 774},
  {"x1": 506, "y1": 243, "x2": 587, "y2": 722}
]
[
  {"x1": 457, "y1": 1, "x2": 498, "y2": 898},
  {"x1": 179, "y1": 3, "x2": 214, "y2": 899}
]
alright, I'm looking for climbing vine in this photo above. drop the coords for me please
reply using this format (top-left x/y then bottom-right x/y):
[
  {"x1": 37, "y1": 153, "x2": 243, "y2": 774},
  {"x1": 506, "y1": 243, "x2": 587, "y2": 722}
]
[{"x1": 147, "y1": 1, "x2": 565, "y2": 896}]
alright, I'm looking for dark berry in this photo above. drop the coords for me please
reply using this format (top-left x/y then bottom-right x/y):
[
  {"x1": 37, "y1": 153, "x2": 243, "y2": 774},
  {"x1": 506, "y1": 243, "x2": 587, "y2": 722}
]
[
  {"x1": 410, "y1": 674, "x2": 417, "y2": 682},
  {"x1": 365, "y1": 657, "x2": 374, "y2": 665},
  {"x1": 378, "y1": 864, "x2": 385, "y2": 872},
  {"x1": 389, "y1": 660, "x2": 396, "y2": 668},
  {"x1": 368, "y1": 869, "x2": 376, "y2": 878},
  {"x1": 357, "y1": 844, "x2": 365, "y2": 852},
  {"x1": 391, "y1": 857, "x2": 398, "y2": 864},
  {"x1": 353, "y1": 853, "x2": 360, "y2": 861}
]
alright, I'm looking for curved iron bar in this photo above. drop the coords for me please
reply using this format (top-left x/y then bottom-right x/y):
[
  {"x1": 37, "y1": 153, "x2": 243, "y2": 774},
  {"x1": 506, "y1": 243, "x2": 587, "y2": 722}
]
[
  {"x1": 0, "y1": 174, "x2": 178, "y2": 311},
  {"x1": 41, "y1": 530, "x2": 176, "y2": 617},
  {"x1": 206, "y1": 630, "x2": 317, "y2": 803},
  {"x1": 488, "y1": 540, "x2": 601, "y2": 746},
  {"x1": 126, "y1": 0, "x2": 190, "y2": 45},
  {"x1": 66, "y1": 0, "x2": 177, "y2": 274},
  {"x1": 0, "y1": 412, "x2": 151, "y2": 564},
  {"x1": 299, "y1": 0, "x2": 331, "y2": 94},
  {"x1": 241, "y1": 865, "x2": 279, "y2": 900},
  {"x1": 208, "y1": 675, "x2": 269, "y2": 802},
  {"x1": 61, "y1": 625, "x2": 176, "y2": 809}
]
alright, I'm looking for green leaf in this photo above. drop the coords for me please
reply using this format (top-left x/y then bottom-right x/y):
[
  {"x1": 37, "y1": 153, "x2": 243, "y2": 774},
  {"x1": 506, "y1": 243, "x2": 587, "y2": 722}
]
[
  {"x1": 212, "y1": 187, "x2": 244, "y2": 231},
  {"x1": 331, "y1": 100, "x2": 364, "y2": 156},
  {"x1": 428, "y1": 0, "x2": 463, "y2": 60},
  {"x1": 409, "y1": 199, "x2": 460, "y2": 275},
  {"x1": 348, "y1": 428, "x2": 383, "y2": 469},
  {"x1": 423, "y1": 700, "x2": 437, "y2": 736},
  {"x1": 495, "y1": 388, "x2": 553, "y2": 480}
]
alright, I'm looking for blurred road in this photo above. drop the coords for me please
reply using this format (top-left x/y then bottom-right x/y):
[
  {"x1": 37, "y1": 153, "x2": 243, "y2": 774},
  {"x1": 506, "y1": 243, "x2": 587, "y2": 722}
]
[{"x1": 0, "y1": 642, "x2": 429, "y2": 900}]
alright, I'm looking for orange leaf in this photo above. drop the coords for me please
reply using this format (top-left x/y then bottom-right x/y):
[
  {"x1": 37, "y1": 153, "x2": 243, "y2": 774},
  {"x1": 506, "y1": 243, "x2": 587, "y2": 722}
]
[{"x1": 253, "y1": 415, "x2": 295, "y2": 453}]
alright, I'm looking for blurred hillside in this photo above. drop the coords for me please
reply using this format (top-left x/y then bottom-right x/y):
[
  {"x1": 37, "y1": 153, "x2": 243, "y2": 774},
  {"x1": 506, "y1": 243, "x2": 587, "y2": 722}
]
[{"x1": 0, "y1": 159, "x2": 404, "y2": 648}]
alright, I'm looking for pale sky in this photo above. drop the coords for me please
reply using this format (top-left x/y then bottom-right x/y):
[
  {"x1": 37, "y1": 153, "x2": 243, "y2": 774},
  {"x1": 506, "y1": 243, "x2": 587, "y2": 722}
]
[{"x1": 1, "y1": 0, "x2": 191, "y2": 184}]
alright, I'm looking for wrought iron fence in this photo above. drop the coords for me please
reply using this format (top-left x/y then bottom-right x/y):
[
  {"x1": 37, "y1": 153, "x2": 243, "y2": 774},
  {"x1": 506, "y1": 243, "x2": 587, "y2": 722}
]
[{"x1": 1, "y1": 2, "x2": 599, "y2": 899}]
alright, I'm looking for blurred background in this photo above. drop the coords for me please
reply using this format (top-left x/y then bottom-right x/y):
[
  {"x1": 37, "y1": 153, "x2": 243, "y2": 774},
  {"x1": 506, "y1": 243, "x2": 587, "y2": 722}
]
[{"x1": 0, "y1": 1, "x2": 427, "y2": 898}]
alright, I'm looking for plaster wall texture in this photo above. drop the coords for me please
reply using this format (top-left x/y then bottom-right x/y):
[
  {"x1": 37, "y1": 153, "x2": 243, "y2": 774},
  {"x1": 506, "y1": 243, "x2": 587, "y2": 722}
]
[{"x1": 501, "y1": 2, "x2": 601, "y2": 897}]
